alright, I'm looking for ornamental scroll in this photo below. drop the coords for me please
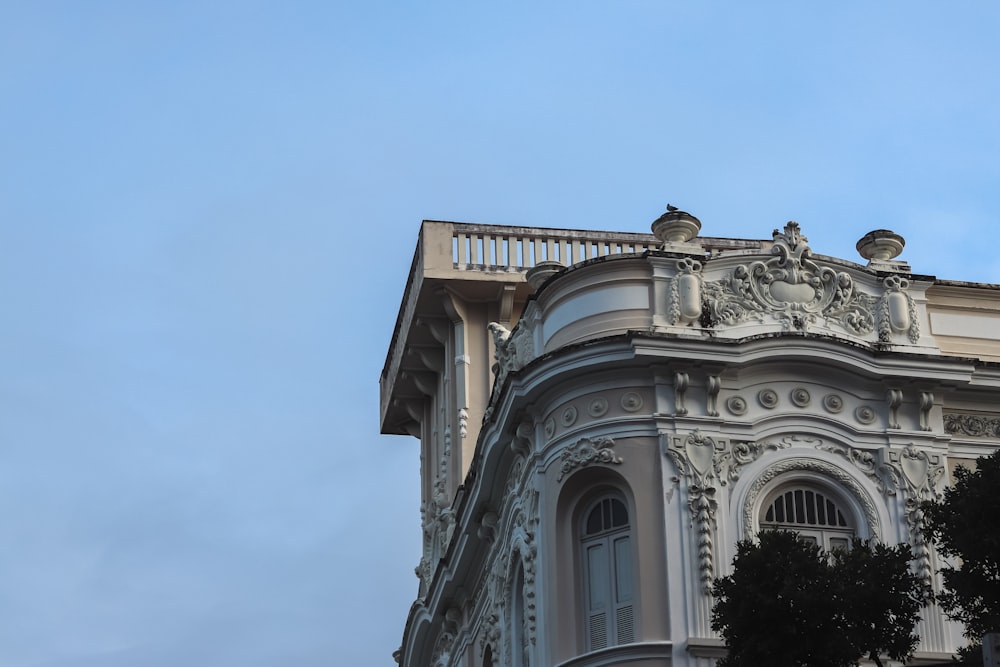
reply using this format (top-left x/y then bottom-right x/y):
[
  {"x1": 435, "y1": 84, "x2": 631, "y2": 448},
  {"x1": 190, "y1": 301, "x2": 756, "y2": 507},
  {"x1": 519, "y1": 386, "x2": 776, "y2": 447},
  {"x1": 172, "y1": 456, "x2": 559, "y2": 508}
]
[{"x1": 702, "y1": 222, "x2": 875, "y2": 334}]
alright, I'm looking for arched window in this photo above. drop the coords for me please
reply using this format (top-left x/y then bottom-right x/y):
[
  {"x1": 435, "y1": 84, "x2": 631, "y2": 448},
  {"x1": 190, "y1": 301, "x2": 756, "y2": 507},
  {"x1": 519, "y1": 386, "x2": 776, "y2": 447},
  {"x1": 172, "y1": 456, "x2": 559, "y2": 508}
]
[
  {"x1": 759, "y1": 485, "x2": 856, "y2": 551},
  {"x1": 483, "y1": 645, "x2": 493, "y2": 667},
  {"x1": 581, "y1": 494, "x2": 635, "y2": 651}
]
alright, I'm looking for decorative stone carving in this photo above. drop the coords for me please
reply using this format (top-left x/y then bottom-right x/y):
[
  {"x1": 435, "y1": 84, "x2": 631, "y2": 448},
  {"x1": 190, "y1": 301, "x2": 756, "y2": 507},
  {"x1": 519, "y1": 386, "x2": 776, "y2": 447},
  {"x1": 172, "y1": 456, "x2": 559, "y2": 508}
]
[
  {"x1": 706, "y1": 375, "x2": 721, "y2": 417},
  {"x1": 488, "y1": 320, "x2": 535, "y2": 388},
  {"x1": 479, "y1": 611, "x2": 500, "y2": 656},
  {"x1": 887, "y1": 389, "x2": 903, "y2": 430},
  {"x1": 663, "y1": 430, "x2": 723, "y2": 593},
  {"x1": 431, "y1": 629, "x2": 455, "y2": 667},
  {"x1": 510, "y1": 421, "x2": 533, "y2": 458},
  {"x1": 855, "y1": 405, "x2": 877, "y2": 425},
  {"x1": 919, "y1": 392, "x2": 933, "y2": 432},
  {"x1": 419, "y1": 428, "x2": 456, "y2": 597},
  {"x1": 511, "y1": 488, "x2": 540, "y2": 647},
  {"x1": 458, "y1": 407, "x2": 469, "y2": 439},
  {"x1": 742, "y1": 458, "x2": 881, "y2": 540},
  {"x1": 478, "y1": 510, "x2": 499, "y2": 542},
  {"x1": 702, "y1": 222, "x2": 876, "y2": 334},
  {"x1": 822, "y1": 393, "x2": 844, "y2": 413},
  {"x1": 718, "y1": 438, "x2": 792, "y2": 486},
  {"x1": 560, "y1": 405, "x2": 578, "y2": 427},
  {"x1": 790, "y1": 387, "x2": 811, "y2": 407},
  {"x1": 818, "y1": 441, "x2": 897, "y2": 496},
  {"x1": 556, "y1": 437, "x2": 623, "y2": 482},
  {"x1": 664, "y1": 431, "x2": 789, "y2": 593},
  {"x1": 877, "y1": 276, "x2": 920, "y2": 344},
  {"x1": 675, "y1": 371, "x2": 690, "y2": 416},
  {"x1": 758, "y1": 388, "x2": 779, "y2": 409},
  {"x1": 726, "y1": 395, "x2": 747, "y2": 415},
  {"x1": 621, "y1": 391, "x2": 644, "y2": 413},
  {"x1": 587, "y1": 397, "x2": 609, "y2": 418},
  {"x1": 543, "y1": 417, "x2": 555, "y2": 439},
  {"x1": 667, "y1": 257, "x2": 704, "y2": 325},
  {"x1": 885, "y1": 446, "x2": 945, "y2": 586},
  {"x1": 943, "y1": 412, "x2": 1000, "y2": 438}
]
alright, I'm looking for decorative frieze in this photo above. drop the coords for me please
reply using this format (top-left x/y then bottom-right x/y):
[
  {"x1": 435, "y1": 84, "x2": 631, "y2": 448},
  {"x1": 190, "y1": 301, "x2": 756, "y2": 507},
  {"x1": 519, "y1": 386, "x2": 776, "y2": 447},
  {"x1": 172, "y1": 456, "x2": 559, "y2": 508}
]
[{"x1": 944, "y1": 412, "x2": 1000, "y2": 438}]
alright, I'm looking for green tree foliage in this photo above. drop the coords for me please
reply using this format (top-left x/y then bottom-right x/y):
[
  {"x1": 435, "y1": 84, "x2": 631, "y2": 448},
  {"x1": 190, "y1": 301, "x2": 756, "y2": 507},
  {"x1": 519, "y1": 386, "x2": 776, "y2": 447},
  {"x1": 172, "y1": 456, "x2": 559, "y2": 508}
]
[
  {"x1": 711, "y1": 530, "x2": 929, "y2": 667},
  {"x1": 923, "y1": 450, "x2": 1000, "y2": 660}
]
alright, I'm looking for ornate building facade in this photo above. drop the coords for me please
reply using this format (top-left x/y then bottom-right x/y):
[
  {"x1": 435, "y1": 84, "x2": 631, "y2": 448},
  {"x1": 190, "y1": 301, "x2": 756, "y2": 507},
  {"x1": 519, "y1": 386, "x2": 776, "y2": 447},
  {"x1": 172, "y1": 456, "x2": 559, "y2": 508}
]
[{"x1": 379, "y1": 211, "x2": 1000, "y2": 666}]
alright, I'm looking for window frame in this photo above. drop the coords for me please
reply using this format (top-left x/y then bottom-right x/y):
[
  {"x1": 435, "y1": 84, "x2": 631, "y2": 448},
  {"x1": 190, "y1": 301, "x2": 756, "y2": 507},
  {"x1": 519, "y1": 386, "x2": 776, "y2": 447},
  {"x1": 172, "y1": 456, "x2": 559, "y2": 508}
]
[
  {"x1": 578, "y1": 491, "x2": 636, "y2": 652},
  {"x1": 759, "y1": 483, "x2": 857, "y2": 550}
]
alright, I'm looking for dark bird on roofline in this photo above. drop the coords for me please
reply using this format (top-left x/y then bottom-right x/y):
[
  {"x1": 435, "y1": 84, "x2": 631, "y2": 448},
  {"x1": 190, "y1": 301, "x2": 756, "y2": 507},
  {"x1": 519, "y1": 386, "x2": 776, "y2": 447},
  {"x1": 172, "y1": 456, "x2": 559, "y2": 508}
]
[{"x1": 666, "y1": 204, "x2": 678, "y2": 212}]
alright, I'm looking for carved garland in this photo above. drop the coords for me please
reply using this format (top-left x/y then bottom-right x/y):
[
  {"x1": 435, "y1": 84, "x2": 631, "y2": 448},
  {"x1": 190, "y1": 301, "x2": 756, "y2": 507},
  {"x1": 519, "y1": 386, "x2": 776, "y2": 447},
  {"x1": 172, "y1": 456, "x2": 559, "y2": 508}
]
[
  {"x1": 887, "y1": 445, "x2": 944, "y2": 586},
  {"x1": 944, "y1": 412, "x2": 1000, "y2": 438},
  {"x1": 664, "y1": 430, "x2": 789, "y2": 593}
]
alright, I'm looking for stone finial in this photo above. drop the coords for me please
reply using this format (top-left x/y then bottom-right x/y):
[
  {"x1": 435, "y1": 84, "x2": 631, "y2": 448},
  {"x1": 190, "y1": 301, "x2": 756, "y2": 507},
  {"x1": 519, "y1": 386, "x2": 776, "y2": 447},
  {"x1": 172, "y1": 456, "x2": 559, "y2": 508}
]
[
  {"x1": 652, "y1": 205, "x2": 702, "y2": 245},
  {"x1": 856, "y1": 229, "x2": 910, "y2": 272},
  {"x1": 857, "y1": 229, "x2": 905, "y2": 262},
  {"x1": 524, "y1": 260, "x2": 564, "y2": 290}
]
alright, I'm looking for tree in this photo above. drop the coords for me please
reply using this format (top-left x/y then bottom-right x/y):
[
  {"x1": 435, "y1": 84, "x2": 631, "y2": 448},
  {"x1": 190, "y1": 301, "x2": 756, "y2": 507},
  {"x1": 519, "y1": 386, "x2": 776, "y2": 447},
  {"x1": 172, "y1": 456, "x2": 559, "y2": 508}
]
[
  {"x1": 922, "y1": 450, "x2": 1000, "y2": 662},
  {"x1": 711, "y1": 530, "x2": 929, "y2": 667}
]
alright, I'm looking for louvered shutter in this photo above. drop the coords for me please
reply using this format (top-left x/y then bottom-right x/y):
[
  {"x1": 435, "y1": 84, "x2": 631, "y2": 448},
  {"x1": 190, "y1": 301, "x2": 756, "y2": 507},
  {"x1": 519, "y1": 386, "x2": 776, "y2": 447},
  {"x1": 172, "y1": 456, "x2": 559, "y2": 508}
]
[
  {"x1": 586, "y1": 541, "x2": 610, "y2": 650},
  {"x1": 613, "y1": 535, "x2": 634, "y2": 644}
]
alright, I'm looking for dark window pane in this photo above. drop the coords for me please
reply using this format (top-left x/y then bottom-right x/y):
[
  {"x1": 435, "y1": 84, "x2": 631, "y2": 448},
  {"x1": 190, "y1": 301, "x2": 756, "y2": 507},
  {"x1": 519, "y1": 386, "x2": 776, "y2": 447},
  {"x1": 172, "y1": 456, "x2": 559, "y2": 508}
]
[
  {"x1": 794, "y1": 490, "x2": 806, "y2": 523},
  {"x1": 587, "y1": 505, "x2": 603, "y2": 535},
  {"x1": 816, "y1": 495, "x2": 827, "y2": 524},
  {"x1": 805, "y1": 491, "x2": 817, "y2": 524},
  {"x1": 611, "y1": 498, "x2": 628, "y2": 527}
]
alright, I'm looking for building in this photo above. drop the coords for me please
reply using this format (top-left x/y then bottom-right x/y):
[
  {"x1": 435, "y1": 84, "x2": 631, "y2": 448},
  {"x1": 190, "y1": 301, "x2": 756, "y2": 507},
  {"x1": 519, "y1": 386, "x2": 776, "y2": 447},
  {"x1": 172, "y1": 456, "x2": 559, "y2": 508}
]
[{"x1": 379, "y1": 211, "x2": 1000, "y2": 666}]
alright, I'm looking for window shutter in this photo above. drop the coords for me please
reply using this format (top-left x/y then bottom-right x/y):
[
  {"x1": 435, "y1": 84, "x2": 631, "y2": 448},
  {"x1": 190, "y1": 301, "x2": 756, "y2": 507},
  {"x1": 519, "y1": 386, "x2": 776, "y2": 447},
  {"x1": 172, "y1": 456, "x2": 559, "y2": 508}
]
[
  {"x1": 586, "y1": 542, "x2": 610, "y2": 650},
  {"x1": 613, "y1": 536, "x2": 634, "y2": 644}
]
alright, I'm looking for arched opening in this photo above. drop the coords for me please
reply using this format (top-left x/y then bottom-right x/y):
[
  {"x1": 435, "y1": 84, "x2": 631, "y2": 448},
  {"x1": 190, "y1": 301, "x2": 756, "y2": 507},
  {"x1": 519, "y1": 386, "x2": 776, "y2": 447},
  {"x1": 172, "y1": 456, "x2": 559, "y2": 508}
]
[
  {"x1": 580, "y1": 493, "x2": 635, "y2": 650},
  {"x1": 759, "y1": 484, "x2": 856, "y2": 550}
]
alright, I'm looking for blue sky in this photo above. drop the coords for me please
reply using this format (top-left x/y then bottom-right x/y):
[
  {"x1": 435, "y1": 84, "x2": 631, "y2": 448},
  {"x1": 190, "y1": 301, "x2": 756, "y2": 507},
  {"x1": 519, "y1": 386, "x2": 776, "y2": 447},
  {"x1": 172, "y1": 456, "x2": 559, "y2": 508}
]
[{"x1": 2, "y1": 3, "x2": 999, "y2": 666}]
